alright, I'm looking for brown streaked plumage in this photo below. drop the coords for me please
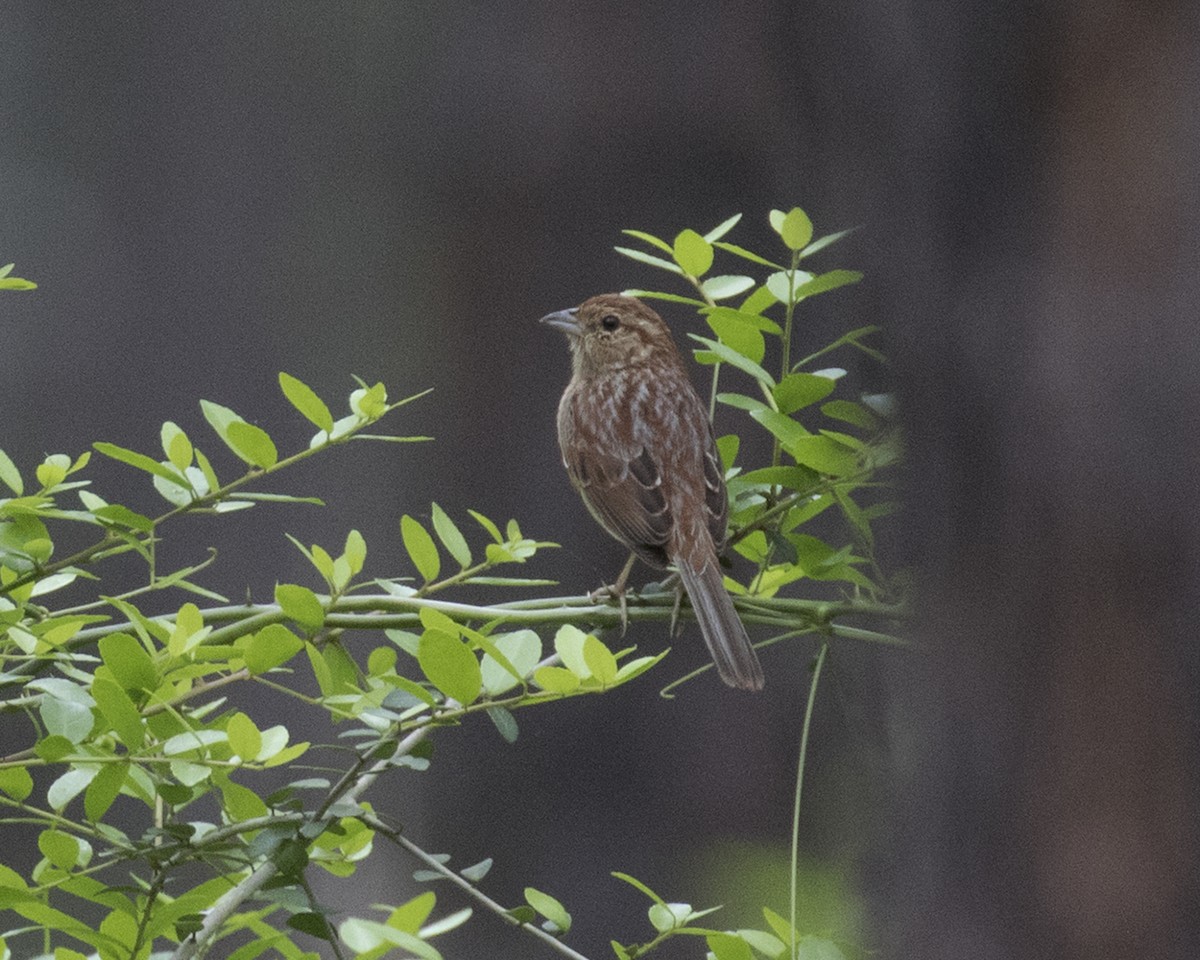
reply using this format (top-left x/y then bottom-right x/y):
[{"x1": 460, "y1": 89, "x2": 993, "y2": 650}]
[{"x1": 541, "y1": 294, "x2": 764, "y2": 691}]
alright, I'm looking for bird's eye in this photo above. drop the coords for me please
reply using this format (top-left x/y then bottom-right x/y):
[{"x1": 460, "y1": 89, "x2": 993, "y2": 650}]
[{"x1": 601, "y1": 314, "x2": 620, "y2": 331}]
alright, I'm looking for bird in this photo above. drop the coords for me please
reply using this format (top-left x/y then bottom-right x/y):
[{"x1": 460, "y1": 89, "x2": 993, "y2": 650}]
[{"x1": 541, "y1": 293, "x2": 764, "y2": 691}]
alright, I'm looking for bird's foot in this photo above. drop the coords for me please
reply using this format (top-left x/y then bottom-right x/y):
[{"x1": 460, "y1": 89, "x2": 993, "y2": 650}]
[{"x1": 589, "y1": 580, "x2": 630, "y2": 634}]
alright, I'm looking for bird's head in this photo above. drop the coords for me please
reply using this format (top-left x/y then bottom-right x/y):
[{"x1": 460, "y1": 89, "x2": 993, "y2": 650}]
[{"x1": 540, "y1": 294, "x2": 681, "y2": 378}]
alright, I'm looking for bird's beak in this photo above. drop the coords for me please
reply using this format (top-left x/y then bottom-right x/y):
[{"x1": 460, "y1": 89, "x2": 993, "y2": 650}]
[{"x1": 539, "y1": 308, "x2": 581, "y2": 337}]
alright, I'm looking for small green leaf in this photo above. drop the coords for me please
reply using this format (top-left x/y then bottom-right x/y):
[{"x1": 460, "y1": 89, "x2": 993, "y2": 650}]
[
  {"x1": 161, "y1": 422, "x2": 193, "y2": 472},
  {"x1": 401, "y1": 515, "x2": 441, "y2": 582},
  {"x1": 418, "y1": 631, "x2": 482, "y2": 704},
  {"x1": 774, "y1": 373, "x2": 837, "y2": 414},
  {"x1": 98, "y1": 632, "x2": 158, "y2": 694},
  {"x1": 38, "y1": 829, "x2": 82, "y2": 870},
  {"x1": 0, "y1": 448, "x2": 23, "y2": 495},
  {"x1": 689, "y1": 335, "x2": 775, "y2": 388},
  {"x1": 700, "y1": 274, "x2": 756, "y2": 301},
  {"x1": 431, "y1": 503, "x2": 471, "y2": 569},
  {"x1": 487, "y1": 705, "x2": 519, "y2": 743},
  {"x1": 480, "y1": 629, "x2": 542, "y2": 695},
  {"x1": 765, "y1": 269, "x2": 814, "y2": 306},
  {"x1": 703, "y1": 213, "x2": 742, "y2": 242},
  {"x1": 582, "y1": 636, "x2": 618, "y2": 686},
  {"x1": 799, "y1": 226, "x2": 857, "y2": 258},
  {"x1": 0, "y1": 765, "x2": 34, "y2": 801},
  {"x1": 226, "y1": 712, "x2": 262, "y2": 761},
  {"x1": 93, "y1": 442, "x2": 191, "y2": 489},
  {"x1": 468, "y1": 509, "x2": 504, "y2": 544},
  {"x1": 712, "y1": 241, "x2": 784, "y2": 269},
  {"x1": 705, "y1": 311, "x2": 766, "y2": 366},
  {"x1": 461, "y1": 858, "x2": 493, "y2": 882},
  {"x1": 388, "y1": 890, "x2": 437, "y2": 934},
  {"x1": 820, "y1": 399, "x2": 879, "y2": 430},
  {"x1": 532, "y1": 666, "x2": 579, "y2": 694},
  {"x1": 84, "y1": 762, "x2": 127, "y2": 821},
  {"x1": 794, "y1": 269, "x2": 863, "y2": 298},
  {"x1": 785, "y1": 435, "x2": 860, "y2": 476},
  {"x1": 614, "y1": 246, "x2": 685, "y2": 275},
  {"x1": 620, "y1": 229, "x2": 674, "y2": 254},
  {"x1": 672, "y1": 229, "x2": 714, "y2": 277},
  {"x1": 275, "y1": 583, "x2": 326, "y2": 632},
  {"x1": 343, "y1": 529, "x2": 367, "y2": 576},
  {"x1": 779, "y1": 207, "x2": 814, "y2": 251},
  {"x1": 279, "y1": 372, "x2": 335, "y2": 433},
  {"x1": 92, "y1": 678, "x2": 145, "y2": 749},
  {"x1": 226, "y1": 421, "x2": 278, "y2": 469},
  {"x1": 707, "y1": 931, "x2": 754, "y2": 960},
  {"x1": 524, "y1": 887, "x2": 571, "y2": 934}
]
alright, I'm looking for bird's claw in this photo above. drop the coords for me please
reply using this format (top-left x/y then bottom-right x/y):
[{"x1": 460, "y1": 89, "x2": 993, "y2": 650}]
[{"x1": 588, "y1": 581, "x2": 630, "y2": 634}]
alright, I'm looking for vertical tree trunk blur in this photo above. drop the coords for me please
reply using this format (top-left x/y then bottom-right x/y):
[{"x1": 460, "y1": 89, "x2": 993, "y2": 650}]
[{"x1": 881, "y1": 1, "x2": 1200, "y2": 957}]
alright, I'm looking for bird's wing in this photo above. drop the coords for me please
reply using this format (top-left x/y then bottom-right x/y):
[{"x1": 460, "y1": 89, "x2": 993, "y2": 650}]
[{"x1": 564, "y1": 442, "x2": 672, "y2": 568}]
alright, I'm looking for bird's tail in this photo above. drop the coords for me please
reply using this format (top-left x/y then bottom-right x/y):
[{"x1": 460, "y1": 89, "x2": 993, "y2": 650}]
[{"x1": 676, "y1": 558, "x2": 764, "y2": 691}]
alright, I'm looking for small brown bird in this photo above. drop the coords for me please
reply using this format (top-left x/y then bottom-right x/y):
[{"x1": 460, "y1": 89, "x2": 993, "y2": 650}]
[{"x1": 541, "y1": 294, "x2": 764, "y2": 691}]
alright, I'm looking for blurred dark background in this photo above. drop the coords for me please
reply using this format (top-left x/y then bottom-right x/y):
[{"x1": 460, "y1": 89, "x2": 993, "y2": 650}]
[{"x1": 3, "y1": 3, "x2": 1198, "y2": 959}]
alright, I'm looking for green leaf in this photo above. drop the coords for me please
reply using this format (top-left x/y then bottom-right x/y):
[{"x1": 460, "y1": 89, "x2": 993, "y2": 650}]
[
  {"x1": 673, "y1": 229, "x2": 714, "y2": 277},
  {"x1": 39, "y1": 829, "x2": 83, "y2": 870},
  {"x1": 703, "y1": 213, "x2": 742, "y2": 242},
  {"x1": 161, "y1": 421, "x2": 193, "y2": 472},
  {"x1": 461, "y1": 858, "x2": 493, "y2": 882},
  {"x1": 773, "y1": 373, "x2": 837, "y2": 414},
  {"x1": 820, "y1": 399, "x2": 879, "y2": 430},
  {"x1": 92, "y1": 678, "x2": 145, "y2": 748},
  {"x1": 712, "y1": 241, "x2": 783, "y2": 269},
  {"x1": 84, "y1": 762, "x2": 127, "y2": 821},
  {"x1": 0, "y1": 449, "x2": 22, "y2": 495},
  {"x1": 279, "y1": 372, "x2": 334, "y2": 433},
  {"x1": 468, "y1": 509, "x2": 504, "y2": 543},
  {"x1": 620, "y1": 229, "x2": 674, "y2": 254},
  {"x1": 275, "y1": 583, "x2": 325, "y2": 632},
  {"x1": 401, "y1": 515, "x2": 441, "y2": 582},
  {"x1": 700, "y1": 274, "x2": 756, "y2": 301},
  {"x1": 431, "y1": 503, "x2": 471, "y2": 568},
  {"x1": 553, "y1": 624, "x2": 591, "y2": 677},
  {"x1": 785, "y1": 435, "x2": 861, "y2": 476},
  {"x1": 689, "y1": 335, "x2": 775, "y2": 388},
  {"x1": 620, "y1": 289, "x2": 708, "y2": 307},
  {"x1": 613, "y1": 246, "x2": 684, "y2": 275},
  {"x1": 487, "y1": 705, "x2": 519, "y2": 743},
  {"x1": 226, "y1": 421, "x2": 278, "y2": 469},
  {"x1": 480, "y1": 629, "x2": 542, "y2": 696},
  {"x1": 705, "y1": 312, "x2": 766, "y2": 366},
  {"x1": 532, "y1": 665, "x2": 579, "y2": 694},
  {"x1": 93, "y1": 442, "x2": 191, "y2": 489},
  {"x1": 226, "y1": 712, "x2": 263, "y2": 761},
  {"x1": 582, "y1": 635, "x2": 618, "y2": 686},
  {"x1": 388, "y1": 890, "x2": 437, "y2": 934},
  {"x1": 794, "y1": 269, "x2": 863, "y2": 298},
  {"x1": 93, "y1": 504, "x2": 155, "y2": 532},
  {"x1": 0, "y1": 765, "x2": 33, "y2": 801},
  {"x1": 765, "y1": 269, "x2": 814, "y2": 306},
  {"x1": 800, "y1": 226, "x2": 858, "y2": 258},
  {"x1": 524, "y1": 887, "x2": 572, "y2": 934},
  {"x1": 748, "y1": 406, "x2": 811, "y2": 449},
  {"x1": 344, "y1": 528, "x2": 367, "y2": 576},
  {"x1": 98, "y1": 632, "x2": 158, "y2": 694},
  {"x1": 779, "y1": 207, "x2": 814, "y2": 251},
  {"x1": 611, "y1": 872, "x2": 667, "y2": 906},
  {"x1": 418, "y1": 631, "x2": 482, "y2": 704},
  {"x1": 707, "y1": 931, "x2": 754, "y2": 960}
]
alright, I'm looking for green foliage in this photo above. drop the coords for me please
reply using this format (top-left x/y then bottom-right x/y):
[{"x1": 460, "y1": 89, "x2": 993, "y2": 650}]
[
  {"x1": 619, "y1": 209, "x2": 898, "y2": 609},
  {"x1": 0, "y1": 213, "x2": 903, "y2": 960}
]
